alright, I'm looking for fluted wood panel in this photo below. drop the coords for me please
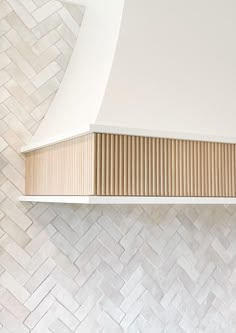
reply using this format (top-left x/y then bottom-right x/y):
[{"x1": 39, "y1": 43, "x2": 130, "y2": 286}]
[
  {"x1": 25, "y1": 133, "x2": 236, "y2": 197},
  {"x1": 96, "y1": 134, "x2": 236, "y2": 197},
  {"x1": 25, "y1": 134, "x2": 96, "y2": 195}
]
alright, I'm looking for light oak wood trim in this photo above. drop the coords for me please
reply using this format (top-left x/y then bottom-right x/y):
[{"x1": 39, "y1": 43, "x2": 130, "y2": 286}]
[
  {"x1": 132, "y1": 136, "x2": 136, "y2": 195},
  {"x1": 95, "y1": 134, "x2": 236, "y2": 197},
  {"x1": 25, "y1": 134, "x2": 96, "y2": 195},
  {"x1": 25, "y1": 133, "x2": 236, "y2": 197},
  {"x1": 115, "y1": 135, "x2": 119, "y2": 195}
]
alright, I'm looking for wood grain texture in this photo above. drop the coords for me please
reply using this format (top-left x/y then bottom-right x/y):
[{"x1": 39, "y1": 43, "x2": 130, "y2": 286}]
[
  {"x1": 25, "y1": 134, "x2": 96, "y2": 195},
  {"x1": 95, "y1": 134, "x2": 236, "y2": 197},
  {"x1": 25, "y1": 133, "x2": 236, "y2": 197}
]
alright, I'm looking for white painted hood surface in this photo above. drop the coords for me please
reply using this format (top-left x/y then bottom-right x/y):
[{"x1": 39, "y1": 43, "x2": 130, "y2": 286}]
[{"x1": 24, "y1": 0, "x2": 236, "y2": 152}]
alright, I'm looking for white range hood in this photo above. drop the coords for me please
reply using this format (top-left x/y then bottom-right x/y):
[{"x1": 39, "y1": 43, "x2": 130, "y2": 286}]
[
  {"x1": 22, "y1": 0, "x2": 236, "y2": 153},
  {"x1": 20, "y1": 0, "x2": 236, "y2": 204}
]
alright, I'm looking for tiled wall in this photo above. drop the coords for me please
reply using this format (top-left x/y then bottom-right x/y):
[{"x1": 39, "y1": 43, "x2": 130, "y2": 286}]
[{"x1": 0, "y1": 1, "x2": 236, "y2": 332}]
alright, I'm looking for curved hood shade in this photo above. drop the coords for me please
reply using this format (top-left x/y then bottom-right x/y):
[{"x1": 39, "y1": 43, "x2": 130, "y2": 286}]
[{"x1": 23, "y1": 0, "x2": 236, "y2": 153}]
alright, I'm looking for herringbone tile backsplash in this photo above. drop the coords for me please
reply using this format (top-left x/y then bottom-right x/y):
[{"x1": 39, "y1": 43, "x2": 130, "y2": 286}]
[{"x1": 0, "y1": 1, "x2": 236, "y2": 332}]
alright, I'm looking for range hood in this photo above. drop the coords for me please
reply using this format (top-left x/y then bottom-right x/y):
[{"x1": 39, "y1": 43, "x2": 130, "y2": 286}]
[{"x1": 20, "y1": 0, "x2": 236, "y2": 204}]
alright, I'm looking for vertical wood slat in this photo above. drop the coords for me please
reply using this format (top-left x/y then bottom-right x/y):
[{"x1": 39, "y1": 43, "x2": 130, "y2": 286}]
[
  {"x1": 176, "y1": 140, "x2": 180, "y2": 196},
  {"x1": 183, "y1": 140, "x2": 187, "y2": 196},
  {"x1": 233, "y1": 144, "x2": 236, "y2": 197},
  {"x1": 225, "y1": 144, "x2": 229, "y2": 197},
  {"x1": 214, "y1": 143, "x2": 219, "y2": 197},
  {"x1": 190, "y1": 141, "x2": 194, "y2": 196},
  {"x1": 180, "y1": 140, "x2": 183, "y2": 195},
  {"x1": 168, "y1": 139, "x2": 172, "y2": 196},
  {"x1": 160, "y1": 138, "x2": 164, "y2": 196},
  {"x1": 222, "y1": 143, "x2": 225, "y2": 197},
  {"x1": 25, "y1": 133, "x2": 236, "y2": 197},
  {"x1": 229, "y1": 144, "x2": 233, "y2": 197},
  {"x1": 96, "y1": 133, "x2": 102, "y2": 195},
  {"x1": 140, "y1": 136, "x2": 145, "y2": 196},
  {"x1": 101, "y1": 134, "x2": 106, "y2": 195},
  {"x1": 136, "y1": 136, "x2": 140, "y2": 195},
  {"x1": 114, "y1": 135, "x2": 119, "y2": 195},
  {"x1": 132, "y1": 136, "x2": 136, "y2": 196},
  {"x1": 164, "y1": 139, "x2": 168, "y2": 196},
  {"x1": 25, "y1": 134, "x2": 96, "y2": 196},
  {"x1": 211, "y1": 142, "x2": 215, "y2": 197},
  {"x1": 171, "y1": 140, "x2": 176, "y2": 196},
  {"x1": 128, "y1": 136, "x2": 132, "y2": 196},
  {"x1": 95, "y1": 134, "x2": 236, "y2": 197},
  {"x1": 106, "y1": 134, "x2": 110, "y2": 195},
  {"x1": 149, "y1": 138, "x2": 153, "y2": 196},
  {"x1": 144, "y1": 137, "x2": 149, "y2": 196},
  {"x1": 152, "y1": 138, "x2": 157, "y2": 196},
  {"x1": 197, "y1": 141, "x2": 201, "y2": 197},
  {"x1": 219, "y1": 143, "x2": 222, "y2": 196},
  {"x1": 110, "y1": 134, "x2": 115, "y2": 195}
]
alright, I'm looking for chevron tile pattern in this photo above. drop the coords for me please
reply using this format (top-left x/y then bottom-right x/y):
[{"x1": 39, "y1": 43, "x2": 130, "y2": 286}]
[{"x1": 1, "y1": 1, "x2": 236, "y2": 332}]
